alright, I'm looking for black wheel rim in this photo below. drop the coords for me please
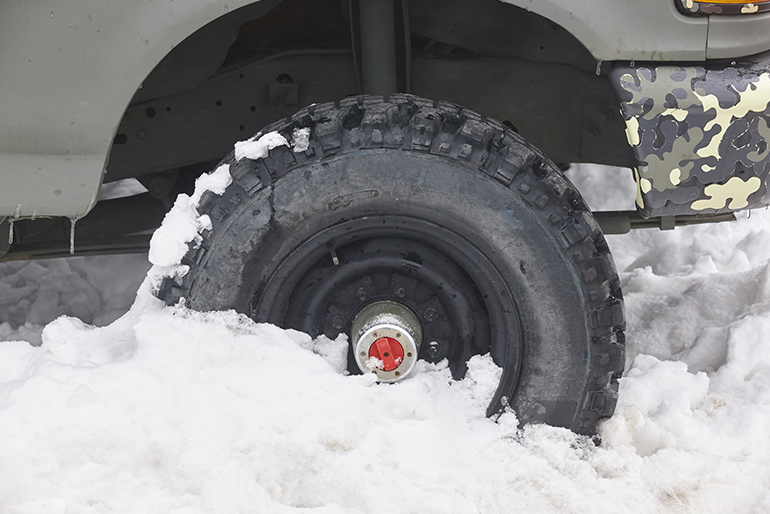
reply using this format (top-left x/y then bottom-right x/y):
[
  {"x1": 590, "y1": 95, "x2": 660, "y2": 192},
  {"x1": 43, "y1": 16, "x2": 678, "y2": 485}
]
[{"x1": 252, "y1": 215, "x2": 523, "y2": 414}]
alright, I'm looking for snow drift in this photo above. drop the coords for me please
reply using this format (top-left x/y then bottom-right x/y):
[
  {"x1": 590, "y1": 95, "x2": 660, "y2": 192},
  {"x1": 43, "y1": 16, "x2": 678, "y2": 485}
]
[{"x1": 2, "y1": 162, "x2": 770, "y2": 513}]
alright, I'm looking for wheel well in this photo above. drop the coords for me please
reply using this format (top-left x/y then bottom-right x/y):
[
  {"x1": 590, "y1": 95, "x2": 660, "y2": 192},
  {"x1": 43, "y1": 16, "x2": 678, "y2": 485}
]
[{"x1": 108, "y1": 0, "x2": 631, "y2": 187}]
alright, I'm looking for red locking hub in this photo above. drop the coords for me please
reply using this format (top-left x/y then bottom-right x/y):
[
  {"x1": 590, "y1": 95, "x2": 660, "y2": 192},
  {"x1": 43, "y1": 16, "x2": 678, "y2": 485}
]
[
  {"x1": 351, "y1": 300, "x2": 422, "y2": 382},
  {"x1": 368, "y1": 337, "x2": 404, "y2": 371}
]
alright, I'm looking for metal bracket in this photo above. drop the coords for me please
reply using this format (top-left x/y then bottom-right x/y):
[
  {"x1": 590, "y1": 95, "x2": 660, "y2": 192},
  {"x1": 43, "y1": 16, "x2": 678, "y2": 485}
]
[{"x1": 594, "y1": 210, "x2": 736, "y2": 235}]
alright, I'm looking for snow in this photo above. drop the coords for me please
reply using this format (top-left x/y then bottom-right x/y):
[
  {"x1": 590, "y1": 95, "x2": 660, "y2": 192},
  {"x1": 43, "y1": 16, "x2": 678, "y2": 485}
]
[
  {"x1": 233, "y1": 128, "x2": 311, "y2": 161},
  {"x1": 291, "y1": 127, "x2": 311, "y2": 153},
  {"x1": 2, "y1": 163, "x2": 770, "y2": 512},
  {"x1": 147, "y1": 163, "x2": 232, "y2": 274},
  {"x1": 190, "y1": 163, "x2": 233, "y2": 207},
  {"x1": 146, "y1": 192, "x2": 207, "y2": 275},
  {"x1": 0, "y1": 255, "x2": 150, "y2": 346},
  {"x1": 234, "y1": 131, "x2": 289, "y2": 161}
]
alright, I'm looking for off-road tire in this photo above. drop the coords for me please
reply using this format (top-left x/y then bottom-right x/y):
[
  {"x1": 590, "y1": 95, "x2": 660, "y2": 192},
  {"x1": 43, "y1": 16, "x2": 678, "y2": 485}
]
[{"x1": 157, "y1": 94, "x2": 625, "y2": 435}]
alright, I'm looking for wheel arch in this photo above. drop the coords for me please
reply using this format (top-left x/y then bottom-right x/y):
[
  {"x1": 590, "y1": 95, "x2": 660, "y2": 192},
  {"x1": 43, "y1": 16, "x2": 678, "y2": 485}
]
[{"x1": 109, "y1": 0, "x2": 639, "y2": 189}]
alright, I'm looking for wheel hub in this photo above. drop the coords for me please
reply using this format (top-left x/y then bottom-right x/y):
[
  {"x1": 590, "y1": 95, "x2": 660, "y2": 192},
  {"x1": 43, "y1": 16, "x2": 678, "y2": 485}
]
[
  {"x1": 368, "y1": 337, "x2": 403, "y2": 371},
  {"x1": 350, "y1": 300, "x2": 422, "y2": 382}
]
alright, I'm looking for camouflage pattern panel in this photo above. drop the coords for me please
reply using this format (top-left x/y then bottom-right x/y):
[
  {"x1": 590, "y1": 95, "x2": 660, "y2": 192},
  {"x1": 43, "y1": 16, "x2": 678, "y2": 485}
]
[
  {"x1": 609, "y1": 52, "x2": 770, "y2": 218},
  {"x1": 676, "y1": 0, "x2": 770, "y2": 15}
]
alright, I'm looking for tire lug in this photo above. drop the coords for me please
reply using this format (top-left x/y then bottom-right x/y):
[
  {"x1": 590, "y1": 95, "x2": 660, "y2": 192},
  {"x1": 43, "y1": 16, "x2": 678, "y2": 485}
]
[
  {"x1": 423, "y1": 307, "x2": 438, "y2": 322},
  {"x1": 332, "y1": 315, "x2": 346, "y2": 330},
  {"x1": 356, "y1": 287, "x2": 370, "y2": 301},
  {"x1": 394, "y1": 284, "x2": 408, "y2": 298}
]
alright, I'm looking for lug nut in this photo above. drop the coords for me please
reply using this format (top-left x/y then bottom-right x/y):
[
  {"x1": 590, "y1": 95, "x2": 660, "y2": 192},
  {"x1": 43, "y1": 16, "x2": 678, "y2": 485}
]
[
  {"x1": 356, "y1": 287, "x2": 370, "y2": 301},
  {"x1": 394, "y1": 285, "x2": 408, "y2": 298},
  {"x1": 428, "y1": 341, "x2": 441, "y2": 359},
  {"x1": 332, "y1": 315, "x2": 346, "y2": 330},
  {"x1": 423, "y1": 307, "x2": 438, "y2": 322}
]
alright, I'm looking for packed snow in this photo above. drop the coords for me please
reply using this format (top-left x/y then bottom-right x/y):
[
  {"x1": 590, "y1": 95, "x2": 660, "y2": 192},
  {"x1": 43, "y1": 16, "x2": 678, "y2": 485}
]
[
  {"x1": 2, "y1": 163, "x2": 770, "y2": 513},
  {"x1": 147, "y1": 163, "x2": 231, "y2": 274},
  {"x1": 233, "y1": 128, "x2": 312, "y2": 161}
]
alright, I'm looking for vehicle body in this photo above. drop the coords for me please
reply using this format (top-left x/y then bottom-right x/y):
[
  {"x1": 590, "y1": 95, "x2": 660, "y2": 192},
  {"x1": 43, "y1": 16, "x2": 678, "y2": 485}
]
[
  {"x1": 1, "y1": 0, "x2": 769, "y2": 434},
  {"x1": 2, "y1": 0, "x2": 769, "y2": 257}
]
